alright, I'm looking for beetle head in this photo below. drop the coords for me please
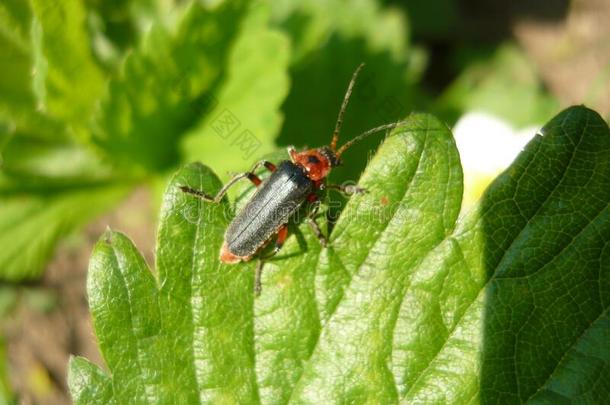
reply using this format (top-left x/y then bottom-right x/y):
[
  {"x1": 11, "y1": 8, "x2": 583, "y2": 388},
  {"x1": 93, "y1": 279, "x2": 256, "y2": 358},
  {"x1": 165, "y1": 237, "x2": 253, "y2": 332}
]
[{"x1": 289, "y1": 146, "x2": 341, "y2": 181}]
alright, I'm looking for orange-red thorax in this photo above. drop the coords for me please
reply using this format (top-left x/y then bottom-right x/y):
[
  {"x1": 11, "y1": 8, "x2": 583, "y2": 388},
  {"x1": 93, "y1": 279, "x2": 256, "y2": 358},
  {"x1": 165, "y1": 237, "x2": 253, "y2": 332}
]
[{"x1": 290, "y1": 148, "x2": 332, "y2": 181}]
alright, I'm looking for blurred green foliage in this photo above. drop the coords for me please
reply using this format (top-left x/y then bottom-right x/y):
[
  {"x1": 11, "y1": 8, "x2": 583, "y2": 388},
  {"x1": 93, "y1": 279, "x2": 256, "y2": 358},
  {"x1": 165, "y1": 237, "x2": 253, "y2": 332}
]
[
  {"x1": 0, "y1": 0, "x2": 561, "y2": 282},
  {"x1": 434, "y1": 43, "x2": 559, "y2": 127}
]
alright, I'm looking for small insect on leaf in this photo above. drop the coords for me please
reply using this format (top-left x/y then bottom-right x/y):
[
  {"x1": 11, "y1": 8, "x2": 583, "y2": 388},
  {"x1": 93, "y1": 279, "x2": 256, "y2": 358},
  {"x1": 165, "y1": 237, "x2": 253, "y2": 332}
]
[{"x1": 180, "y1": 64, "x2": 410, "y2": 294}]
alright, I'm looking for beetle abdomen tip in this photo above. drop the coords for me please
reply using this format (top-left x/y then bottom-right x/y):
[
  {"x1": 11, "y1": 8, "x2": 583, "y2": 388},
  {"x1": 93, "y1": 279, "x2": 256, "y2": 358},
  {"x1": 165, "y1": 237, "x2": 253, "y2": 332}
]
[{"x1": 220, "y1": 243, "x2": 245, "y2": 264}]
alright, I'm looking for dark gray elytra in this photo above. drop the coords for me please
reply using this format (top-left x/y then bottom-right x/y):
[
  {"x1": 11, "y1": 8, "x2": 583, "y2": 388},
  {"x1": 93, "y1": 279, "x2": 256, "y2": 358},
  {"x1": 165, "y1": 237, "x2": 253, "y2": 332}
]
[{"x1": 225, "y1": 160, "x2": 313, "y2": 257}]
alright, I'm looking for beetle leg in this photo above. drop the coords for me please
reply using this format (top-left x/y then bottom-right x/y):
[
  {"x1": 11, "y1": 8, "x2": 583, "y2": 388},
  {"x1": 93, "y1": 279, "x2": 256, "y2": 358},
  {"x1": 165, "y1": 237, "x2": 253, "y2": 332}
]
[
  {"x1": 263, "y1": 224, "x2": 289, "y2": 259},
  {"x1": 254, "y1": 260, "x2": 264, "y2": 296},
  {"x1": 180, "y1": 160, "x2": 275, "y2": 203},
  {"x1": 305, "y1": 193, "x2": 328, "y2": 247},
  {"x1": 307, "y1": 216, "x2": 328, "y2": 248},
  {"x1": 326, "y1": 183, "x2": 367, "y2": 196},
  {"x1": 254, "y1": 225, "x2": 289, "y2": 296},
  {"x1": 260, "y1": 160, "x2": 277, "y2": 173}
]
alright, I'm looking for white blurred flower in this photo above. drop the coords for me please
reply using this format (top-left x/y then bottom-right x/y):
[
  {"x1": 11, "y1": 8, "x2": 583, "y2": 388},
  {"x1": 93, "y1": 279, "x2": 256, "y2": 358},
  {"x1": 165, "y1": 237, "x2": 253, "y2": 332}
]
[{"x1": 453, "y1": 111, "x2": 540, "y2": 210}]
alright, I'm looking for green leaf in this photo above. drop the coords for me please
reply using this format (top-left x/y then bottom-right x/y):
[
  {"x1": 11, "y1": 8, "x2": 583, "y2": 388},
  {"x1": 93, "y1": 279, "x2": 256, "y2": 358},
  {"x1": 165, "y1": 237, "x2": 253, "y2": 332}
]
[
  {"x1": 29, "y1": 0, "x2": 105, "y2": 124},
  {"x1": 91, "y1": 0, "x2": 250, "y2": 172},
  {"x1": 267, "y1": 114, "x2": 462, "y2": 403},
  {"x1": 0, "y1": 0, "x2": 104, "y2": 135},
  {"x1": 70, "y1": 114, "x2": 460, "y2": 402},
  {"x1": 70, "y1": 107, "x2": 610, "y2": 403},
  {"x1": 0, "y1": 183, "x2": 129, "y2": 280},
  {"x1": 87, "y1": 229, "x2": 164, "y2": 402},
  {"x1": 90, "y1": 0, "x2": 180, "y2": 42},
  {"x1": 0, "y1": 0, "x2": 61, "y2": 136},
  {"x1": 180, "y1": 5, "x2": 290, "y2": 178},
  {"x1": 396, "y1": 106, "x2": 610, "y2": 403},
  {"x1": 68, "y1": 356, "x2": 113, "y2": 405},
  {"x1": 0, "y1": 0, "x2": 34, "y2": 120},
  {"x1": 394, "y1": 0, "x2": 459, "y2": 40},
  {"x1": 0, "y1": 136, "x2": 114, "y2": 187}
]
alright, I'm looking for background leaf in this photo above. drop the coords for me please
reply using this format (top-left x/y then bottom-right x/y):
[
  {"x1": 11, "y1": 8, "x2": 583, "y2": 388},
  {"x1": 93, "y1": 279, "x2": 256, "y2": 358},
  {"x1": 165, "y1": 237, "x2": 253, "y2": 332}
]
[
  {"x1": 0, "y1": 0, "x2": 126, "y2": 282},
  {"x1": 0, "y1": 0, "x2": 35, "y2": 126},
  {"x1": 434, "y1": 44, "x2": 559, "y2": 127},
  {"x1": 271, "y1": 0, "x2": 424, "y2": 184},
  {"x1": 91, "y1": 0, "x2": 250, "y2": 172},
  {"x1": 30, "y1": 0, "x2": 105, "y2": 124},
  {"x1": 0, "y1": 0, "x2": 65, "y2": 137},
  {"x1": 0, "y1": 0, "x2": 294, "y2": 283},
  {"x1": 70, "y1": 106, "x2": 610, "y2": 403},
  {"x1": 0, "y1": 137, "x2": 113, "y2": 186},
  {"x1": 180, "y1": 5, "x2": 291, "y2": 178},
  {"x1": 0, "y1": 183, "x2": 129, "y2": 280}
]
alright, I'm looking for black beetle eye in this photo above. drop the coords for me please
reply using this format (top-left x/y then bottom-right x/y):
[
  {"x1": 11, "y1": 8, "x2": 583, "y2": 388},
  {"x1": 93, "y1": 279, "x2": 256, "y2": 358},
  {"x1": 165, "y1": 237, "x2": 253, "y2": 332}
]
[{"x1": 307, "y1": 155, "x2": 320, "y2": 164}]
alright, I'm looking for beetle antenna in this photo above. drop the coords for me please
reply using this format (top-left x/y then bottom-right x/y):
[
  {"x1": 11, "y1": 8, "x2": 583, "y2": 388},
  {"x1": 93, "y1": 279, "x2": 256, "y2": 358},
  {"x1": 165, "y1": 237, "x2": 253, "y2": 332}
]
[
  {"x1": 336, "y1": 120, "x2": 409, "y2": 157},
  {"x1": 330, "y1": 63, "x2": 365, "y2": 151}
]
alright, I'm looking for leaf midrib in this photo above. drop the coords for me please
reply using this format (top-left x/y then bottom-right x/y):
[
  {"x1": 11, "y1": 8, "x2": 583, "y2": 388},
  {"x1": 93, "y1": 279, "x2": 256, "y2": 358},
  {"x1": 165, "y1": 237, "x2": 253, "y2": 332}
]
[{"x1": 189, "y1": 172, "x2": 205, "y2": 404}]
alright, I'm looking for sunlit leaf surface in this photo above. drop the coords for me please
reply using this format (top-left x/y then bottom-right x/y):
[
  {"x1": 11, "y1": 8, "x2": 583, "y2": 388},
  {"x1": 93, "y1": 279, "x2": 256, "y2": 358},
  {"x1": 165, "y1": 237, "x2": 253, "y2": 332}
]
[{"x1": 70, "y1": 107, "x2": 610, "y2": 403}]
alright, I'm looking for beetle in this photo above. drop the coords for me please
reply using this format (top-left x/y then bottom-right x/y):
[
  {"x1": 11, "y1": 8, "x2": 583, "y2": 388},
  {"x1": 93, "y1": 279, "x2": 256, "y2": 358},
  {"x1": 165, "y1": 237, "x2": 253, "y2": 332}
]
[{"x1": 180, "y1": 64, "x2": 407, "y2": 295}]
